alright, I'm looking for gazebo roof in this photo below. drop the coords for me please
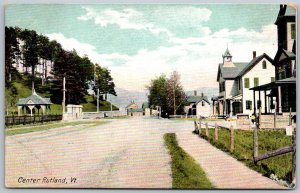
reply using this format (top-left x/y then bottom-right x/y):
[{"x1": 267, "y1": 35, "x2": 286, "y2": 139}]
[{"x1": 16, "y1": 91, "x2": 52, "y2": 106}]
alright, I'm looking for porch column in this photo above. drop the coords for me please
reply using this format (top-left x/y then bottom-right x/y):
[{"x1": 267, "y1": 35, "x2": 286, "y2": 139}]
[
  {"x1": 230, "y1": 100, "x2": 233, "y2": 117},
  {"x1": 267, "y1": 96, "x2": 270, "y2": 113},
  {"x1": 278, "y1": 86, "x2": 282, "y2": 114},
  {"x1": 17, "y1": 106, "x2": 22, "y2": 116},
  {"x1": 264, "y1": 90, "x2": 267, "y2": 114},
  {"x1": 253, "y1": 90, "x2": 256, "y2": 114},
  {"x1": 258, "y1": 90, "x2": 261, "y2": 110},
  {"x1": 28, "y1": 105, "x2": 34, "y2": 116}
]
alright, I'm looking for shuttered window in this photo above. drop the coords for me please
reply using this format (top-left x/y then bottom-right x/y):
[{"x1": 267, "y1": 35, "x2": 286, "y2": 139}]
[
  {"x1": 246, "y1": 100, "x2": 252, "y2": 110},
  {"x1": 254, "y1": 77, "x2": 259, "y2": 87},
  {"x1": 244, "y1": 78, "x2": 249, "y2": 88},
  {"x1": 291, "y1": 24, "x2": 296, "y2": 39}
]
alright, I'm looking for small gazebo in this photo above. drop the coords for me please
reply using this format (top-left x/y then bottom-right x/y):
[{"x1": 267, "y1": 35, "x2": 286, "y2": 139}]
[{"x1": 16, "y1": 90, "x2": 52, "y2": 116}]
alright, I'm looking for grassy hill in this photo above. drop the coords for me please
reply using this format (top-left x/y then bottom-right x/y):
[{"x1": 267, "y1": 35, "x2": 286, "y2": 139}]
[{"x1": 5, "y1": 74, "x2": 119, "y2": 115}]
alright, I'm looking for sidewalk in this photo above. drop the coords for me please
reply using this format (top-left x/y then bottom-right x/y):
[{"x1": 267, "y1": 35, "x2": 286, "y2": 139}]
[{"x1": 176, "y1": 130, "x2": 286, "y2": 189}]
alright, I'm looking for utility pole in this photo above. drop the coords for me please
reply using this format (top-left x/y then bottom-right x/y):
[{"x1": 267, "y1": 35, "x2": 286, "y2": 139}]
[
  {"x1": 62, "y1": 76, "x2": 66, "y2": 114},
  {"x1": 173, "y1": 82, "x2": 176, "y2": 115},
  {"x1": 97, "y1": 88, "x2": 99, "y2": 113},
  {"x1": 110, "y1": 94, "x2": 113, "y2": 112}
]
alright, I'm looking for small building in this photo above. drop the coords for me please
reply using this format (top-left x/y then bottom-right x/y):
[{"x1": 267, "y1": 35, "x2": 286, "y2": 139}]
[
  {"x1": 126, "y1": 101, "x2": 144, "y2": 116},
  {"x1": 184, "y1": 91, "x2": 211, "y2": 118},
  {"x1": 16, "y1": 90, "x2": 52, "y2": 116}
]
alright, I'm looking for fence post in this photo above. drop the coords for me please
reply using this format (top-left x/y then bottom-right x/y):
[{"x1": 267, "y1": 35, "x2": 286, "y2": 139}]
[
  {"x1": 253, "y1": 123, "x2": 259, "y2": 159},
  {"x1": 230, "y1": 125, "x2": 234, "y2": 152},
  {"x1": 205, "y1": 122, "x2": 209, "y2": 136},
  {"x1": 194, "y1": 120, "x2": 199, "y2": 134},
  {"x1": 199, "y1": 118, "x2": 202, "y2": 135},
  {"x1": 12, "y1": 115, "x2": 15, "y2": 125},
  {"x1": 214, "y1": 122, "x2": 218, "y2": 141},
  {"x1": 292, "y1": 128, "x2": 296, "y2": 185}
]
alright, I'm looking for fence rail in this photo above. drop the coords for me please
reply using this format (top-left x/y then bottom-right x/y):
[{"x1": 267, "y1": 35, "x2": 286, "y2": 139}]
[{"x1": 5, "y1": 115, "x2": 63, "y2": 126}]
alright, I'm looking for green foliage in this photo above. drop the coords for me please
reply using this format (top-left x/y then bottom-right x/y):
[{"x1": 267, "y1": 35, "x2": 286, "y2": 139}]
[
  {"x1": 5, "y1": 27, "x2": 116, "y2": 107},
  {"x1": 147, "y1": 71, "x2": 186, "y2": 116},
  {"x1": 94, "y1": 64, "x2": 117, "y2": 97},
  {"x1": 164, "y1": 133, "x2": 214, "y2": 189},
  {"x1": 81, "y1": 95, "x2": 119, "y2": 112},
  {"x1": 5, "y1": 120, "x2": 106, "y2": 136},
  {"x1": 199, "y1": 128, "x2": 293, "y2": 183}
]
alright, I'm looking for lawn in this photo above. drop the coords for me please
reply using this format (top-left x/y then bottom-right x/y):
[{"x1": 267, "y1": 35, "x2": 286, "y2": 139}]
[
  {"x1": 198, "y1": 127, "x2": 293, "y2": 183},
  {"x1": 164, "y1": 133, "x2": 214, "y2": 189},
  {"x1": 5, "y1": 120, "x2": 106, "y2": 136}
]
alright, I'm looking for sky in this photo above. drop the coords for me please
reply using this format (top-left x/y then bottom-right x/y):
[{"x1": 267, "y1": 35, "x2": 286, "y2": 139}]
[{"x1": 6, "y1": 4, "x2": 282, "y2": 93}]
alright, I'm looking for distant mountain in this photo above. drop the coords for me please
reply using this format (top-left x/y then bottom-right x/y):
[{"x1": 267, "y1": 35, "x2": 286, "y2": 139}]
[
  {"x1": 109, "y1": 87, "x2": 148, "y2": 109},
  {"x1": 109, "y1": 87, "x2": 219, "y2": 109}
]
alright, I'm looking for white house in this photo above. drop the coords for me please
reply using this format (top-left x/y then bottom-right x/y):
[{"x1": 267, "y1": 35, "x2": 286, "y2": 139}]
[
  {"x1": 185, "y1": 91, "x2": 211, "y2": 118},
  {"x1": 214, "y1": 48, "x2": 275, "y2": 117}
]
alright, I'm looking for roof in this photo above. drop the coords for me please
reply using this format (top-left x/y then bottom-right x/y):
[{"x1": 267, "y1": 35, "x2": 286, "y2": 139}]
[
  {"x1": 274, "y1": 48, "x2": 296, "y2": 63},
  {"x1": 250, "y1": 77, "x2": 296, "y2": 91},
  {"x1": 126, "y1": 101, "x2": 138, "y2": 108},
  {"x1": 218, "y1": 62, "x2": 248, "y2": 80},
  {"x1": 127, "y1": 108, "x2": 144, "y2": 112},
  {"x1": 16, "y1": 92, "x2": 52, "y2": 106},
  {"x1": 222, "y1": 48, "x2": 232, "y2": 57},
  {"x1": 187, "y1": 95, "x2": 210, "y2": 104},
  {"x1": 217, "y1": 53, "x2": 273, "y2": 81},
  {"x1": 142, "y1": 102, "x2": 149, "y2": 109},
  {"x1": 237, "y1": 53, "x2": 273, "y2": 77},
  {"x1": 275, "y1": 5, "x2": 296, "y2": 24}
]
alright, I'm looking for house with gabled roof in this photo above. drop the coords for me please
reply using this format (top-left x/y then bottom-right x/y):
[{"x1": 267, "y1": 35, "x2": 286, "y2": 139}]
[
  {"x1": 250, "y1": 4, "x2": 296, "y2": 115},
  {"x1": 184, "y1": 91, "x2": 211, "y2": 118},
  {"x1": 214, "y1": 48, "x2": 275, "y2": 117}
]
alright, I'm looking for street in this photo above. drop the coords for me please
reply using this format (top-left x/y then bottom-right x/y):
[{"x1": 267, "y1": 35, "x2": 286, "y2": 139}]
[{"x1": 5, "y1": 117, "x2": 283, "y2": 188}]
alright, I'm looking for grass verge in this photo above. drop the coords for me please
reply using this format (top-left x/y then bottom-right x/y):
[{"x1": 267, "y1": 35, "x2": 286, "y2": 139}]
[
  {"x1": 5, "y1": 120, "x2": 106, "y2": 136},
  {"x1": 198, "y1": 127, "x2": 293, "y2": 183},
  {"x1": 164, "y1": 133, "x2": 214, "y2": 189}
]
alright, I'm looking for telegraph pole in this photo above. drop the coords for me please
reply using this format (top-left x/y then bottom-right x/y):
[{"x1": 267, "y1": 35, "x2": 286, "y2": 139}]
[{"x1": 97, "y1": 88, "x2": 99, "y2": 113}]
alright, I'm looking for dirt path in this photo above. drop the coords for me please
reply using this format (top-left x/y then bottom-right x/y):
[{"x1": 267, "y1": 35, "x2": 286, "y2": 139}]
[{"x1": 176, "y1": 128, "x2": 285, "y2": 189}]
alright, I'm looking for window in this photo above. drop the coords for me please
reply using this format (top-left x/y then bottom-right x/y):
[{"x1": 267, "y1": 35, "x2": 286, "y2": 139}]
[
  {"x1": 254, "y1": 77, "x2": 259, "y2": 87},
  {"x1": 271, "y1": 77, "x2": 275, "y2": 82},
  {"x1": 202, "y1": 101, "x2": 205, "y2": 106},
  {"x1": 291, "y1": 24, "x2": 296, "y2": 39},
  {"x1": 262, "y1": 61, "x2": 267, "y2": 69},
  {"x1": 244, "y1": 78, "x2": 249, "y2": 88},
  {"x1": 238, "y1": 79, "x2": 241, "y2": 90},
  {"x1": 246, "y1": 100, "x2": 252, "y2": 110}
]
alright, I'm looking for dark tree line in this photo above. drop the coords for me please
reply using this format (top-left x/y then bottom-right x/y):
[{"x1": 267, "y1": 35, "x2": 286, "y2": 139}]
[{"x1": 5, "y1": 26, "x2": 116, "y2": 105}]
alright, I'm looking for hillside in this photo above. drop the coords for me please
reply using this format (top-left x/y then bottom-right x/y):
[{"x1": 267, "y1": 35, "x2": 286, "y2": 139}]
[{"x1": 5, "y1": 74, "x2": 119, "y2": 115}]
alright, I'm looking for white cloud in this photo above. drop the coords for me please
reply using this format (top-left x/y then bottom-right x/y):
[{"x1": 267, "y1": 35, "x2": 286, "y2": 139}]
[
  {"x1": 78, "y1": 6, "x2": 173, "y2": 36},
  {"x1": 46, "y1": 23, "x2": 277, "y2": 93},
  {"x1": 46, "y1": 32, "x2": 130, "y2": 66}
]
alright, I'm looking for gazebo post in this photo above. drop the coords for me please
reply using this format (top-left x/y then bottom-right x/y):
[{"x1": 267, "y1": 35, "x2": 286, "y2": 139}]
[{"x1": 17, "y1": 106, "x2": 22, "y2": 116}]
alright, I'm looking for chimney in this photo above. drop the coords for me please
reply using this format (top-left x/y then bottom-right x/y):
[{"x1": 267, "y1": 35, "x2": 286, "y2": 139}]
[
  {"x1": 201, "y1": 92, "x2": 204, "y2": 97},
  {"x1": 253, "y1": 51, "x2": 256, "y2": 59},
  {"x1": 194, "y1": 90, "x2": 197, "y2": 96}
]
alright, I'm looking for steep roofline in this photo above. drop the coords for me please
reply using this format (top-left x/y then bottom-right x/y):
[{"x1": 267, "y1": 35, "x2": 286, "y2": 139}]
[{"x1": 237, "y1": 53, "x2": 273, "y2": 78}]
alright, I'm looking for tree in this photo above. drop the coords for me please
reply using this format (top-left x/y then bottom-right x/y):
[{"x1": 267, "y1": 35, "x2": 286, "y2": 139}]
[
  {"x1": 147, "y1": 71, "x2": 186, "y2": 116},
  {"x1": 19, "y1": 29, "x2": 40, "y2": 92},
  {"x1": 166, "y1": 71, "x2": 186, "y2": 115},
  {"x1": 93, "y1": 64, "x2": 117, "y2": 99},
  {"x1": 5, "y1": 26, "x2": 21, "y2": 84},
  {"x1": 147, "y1": 74, "x2": 169, "y2": 116}
]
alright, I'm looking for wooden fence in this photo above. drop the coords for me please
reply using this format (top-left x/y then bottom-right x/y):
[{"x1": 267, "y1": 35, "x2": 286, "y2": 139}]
[{"x1": 5, "y1": 115, "x2": 63, "y2": 126}]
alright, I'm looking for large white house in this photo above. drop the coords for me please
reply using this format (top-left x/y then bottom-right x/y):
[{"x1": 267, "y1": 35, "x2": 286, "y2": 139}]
[{"x1": 214, "y1": 49, "x2": 275, "y2": 117}]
